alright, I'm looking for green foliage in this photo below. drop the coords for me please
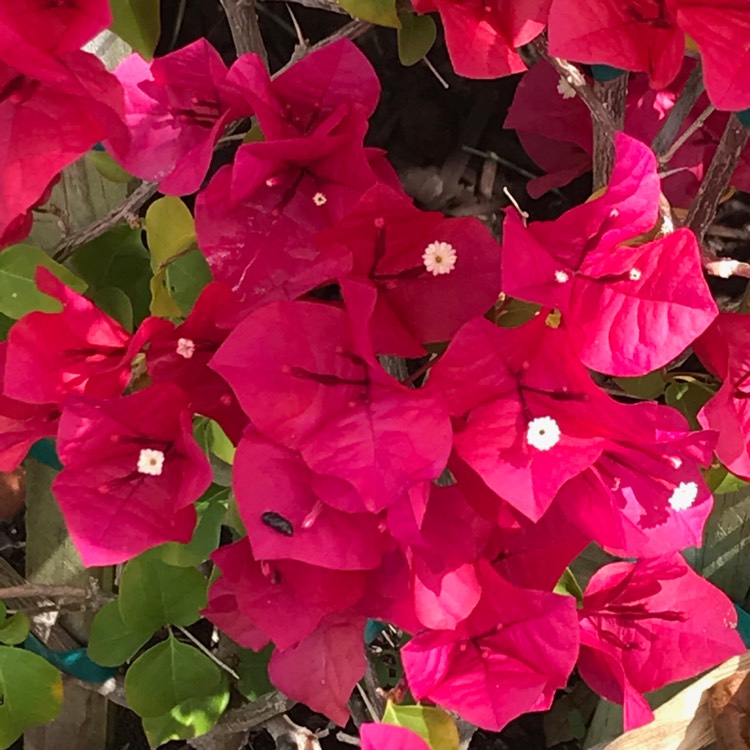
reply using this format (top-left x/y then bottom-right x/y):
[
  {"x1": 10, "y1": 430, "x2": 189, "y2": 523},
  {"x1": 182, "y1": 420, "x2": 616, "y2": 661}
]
[
  {"x1": 613, "y1": 370, "x2": 666, "y2": 399},
  {"x1": 0, "y1": 612, "x2": 30, "y2": 646},
  {"x1": 397, "y1": 13, "x2": 437, "y2": 66},
  {"x1": 88, "y1": 600, "x2": 153, "y2": 667},
  {"x1": 159, "y1": 486, "x2": 229, "y2": 567},
  {"x1": 236, "y1": 645, "x2": 274, "y2": 700},
  {"x1": 87, "y1": 151, "x2": 134, "y2": 184},
  {"x1": 553, "y1": 568, "x2": 584, "y2": 606},
  {"x1": 142, "y1": 675, "x2": 230, "y2": 748},
  {"x1": 339, "y1": 0, "x2": 401, "y2": 28},
  {"x1": 90, "y1": 286, "x2": 134, "y2": 331},
  {"x1": 664, "y1": 379, "x2": 714, "y2": 429},
  {"x1": 166, "y1": 250, "x2": 213, "y2": 315},
  {"x1": 110, "y1": 0, "x2": 161, "y2": 59},
  {"x1": 382, "y1": 700, "x2": 460, "y2": 750},
  {"x1": 496, "y1": 298, "x2": 541, "y2": 328},
  {"x1": 0, "y1": 244, "x2": 87, "y2": 318},
  {"x1": 706, "y1": 464, "x2": 749, "y2": 494},
  {"x1": 118, "y1": 550, "x2": 208, "y2": 634},
  {"x1": 0, "y1": 646, "x2": 63, "y2": 748},
  {"x1": 69, "y1": 225, "x2": 152, "y2": 325},
  {"x1": 0, "y1": 313, "x2": 12, "y2": 340},
  {"x1": 125, "y1": 635, "x2": 223, "y2": 718}
]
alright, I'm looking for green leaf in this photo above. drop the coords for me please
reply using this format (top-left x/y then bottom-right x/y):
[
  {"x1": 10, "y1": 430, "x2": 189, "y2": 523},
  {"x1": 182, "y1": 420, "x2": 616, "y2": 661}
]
[
  {"x1": 0, "y1": 244, "x2": 87, "y2": 318},
  {"x1": 209, "y1": 421, "x2": 236, "y2": 465},
  {"x1": 118, "y1": 550, "x2": 208, "y2": 633},
  {"x1": 613, "y1": 370, "x2": 665, "y2": 399},
  {"x1": 159, "y1": 487, "x2": 229, "y2": 567},
  {"x1": 0, "y1": 603, "x2": 5, "y2": 621},
  {"x1": 339, "y1": 0, "x2": 401, "y2": 27},
  {"x1": 143, "y1": 675, "x2": 230, "y2": 748},
  {"x1": 87, "y1": 150, "x2": 134, "y2": 184},
  {"x1": 236, "y1": 645, "x2": 274, "y2": 700},
  {"x1": 90, "y1": 286, "x2": 134, "y2": 331},
  {"x1": 69, "y1": 226, "x2": 152, "y2": 325},
  {"x1": 706, "y1": 464, "x2": 749, "y2": 494},
  {"x1": 125, "y1": 636, "x2": 223, "y2": 718},
  {"x1": 150, "y1": 269, "x2": 182, "y2": 318},
  {"x1": 553, "y1": 568, "x2": 584, "y2": 606},
  {"x1": 382, "y1": 701, "x2": 459, "y2": 750},
  {"x1": 397, "y1": 13, "x2": 436, "y2": 66},
  {"x1": 110, "y1": 0, "x2": 161, "y2": 59},
  {"x1": 0, "y1": 313, "x2": 12, "y2": 340},
  {"x1": 0, "y1": 612, "x2": 30, "y2": 646},
  {"x1": 0, "y1": 646, "x2": 63, "y2": 747},
  {"x1": 146, "y1": 196, "x2": 197, "y2": 271},
  {"x1": 496, "y1": 298, "x2": 541, "y2": 328},
  {"x1": 665, "y1": 380, "x2": 714, "y2": 430},
  {"x1": 166, "y1": 250, "x2": 212, "y2": 315},
  {"x1": 88, "y1": 600, "x2": 153, "y2": 667}
]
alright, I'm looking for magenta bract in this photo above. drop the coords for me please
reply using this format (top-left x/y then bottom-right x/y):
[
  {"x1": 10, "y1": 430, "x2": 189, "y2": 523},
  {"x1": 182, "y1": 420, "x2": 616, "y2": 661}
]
[
  {"x1": 578, "y1": 554, "x2": 744, "y2": 730},
  {"x1": 52, "y1": 384, "x2": 211, "y2": 566}
]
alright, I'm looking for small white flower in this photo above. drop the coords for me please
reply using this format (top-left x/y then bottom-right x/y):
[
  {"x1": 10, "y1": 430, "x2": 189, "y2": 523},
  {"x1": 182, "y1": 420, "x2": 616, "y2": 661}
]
[
  {"x1": 312, "y1": 192, "x2": 327, "y2": 206},
  {"x1": 660, "y1": 212, "x2": 675, "y2": 235},
  {"x1": 713, "y1": 259, "x2": 741, "y2": 279},
  {"x1": 629, "y1": 268, "x2": 642, "y2": 281},
  {"x1": 668, "y1": 481, "x2": 698, "y2": 511},
  {"x1": 556, "y1": 77, "x2": 576, "y2": 99},
  {"x1": 554, "y1": 270, "x2": 570, "y2": 284},
  {"x1": 422, "y1": 241, "x2": 457, "y2": 276},
  {"x1": 176, "y1": 338, "x2": 196, "y2": 359},
  {"x1": 526, "y1": 416, "x2": 561, "y2": 451},
  {"x1": 137, "y1": 449, "x2": 165, "y2": 477},
  {"x1": 668, "y1": 456, "x2": 683, "y2": 469}
]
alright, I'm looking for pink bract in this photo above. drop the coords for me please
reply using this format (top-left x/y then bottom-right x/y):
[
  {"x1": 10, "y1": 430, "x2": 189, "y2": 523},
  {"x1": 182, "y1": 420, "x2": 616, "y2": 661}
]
[
  {"x1": 317, "y1": 184, "x2": 502, "y2": 354},
  {"x1": 0, "y1": 343, "x2": 58, "y2": 472},
  {"x1": 4, "y1": 268, "x2": 142, "y2": 405},
  {"x1": 402, "y1": 561, "x2": 579, "y2": 731},
  {"x1": 0, "y1": 51, "x2": 125, "y2": 249},
  {"x1": 413, "y1": 0, "x2": 551, "y2": 79},
  {"x1": 268, "y1": 613, "x2": 367, "y2": 727},
  {"x1": 578, "y1": 554, "x2": 744, "y2": 730},
  {"x1": 51, "y1": 384, "x2": 212, "y2": 566},
  {"x1": 501, "y1": 133, "x2": 717, "y2": 375},
  {"x1": 548, "y1": 0, "x2": 684, "y2": 89},
  {"x1": 361, "y1": 724, "x2": 431, "y2": 750}
]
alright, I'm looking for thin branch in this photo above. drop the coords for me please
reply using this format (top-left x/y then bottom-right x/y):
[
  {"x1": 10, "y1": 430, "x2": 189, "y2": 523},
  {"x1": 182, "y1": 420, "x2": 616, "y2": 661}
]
[
  {"x1": 52, "y1": 181, "x2": 158, "y2": 262},
  {"x1": 528, "y1": 37, "x2": 618, "y2": 142},
  {"x1": 264, "y1": 0, "x2": 346, "y2": 12},
  {"x1": 652, "y1": 62, "x2": 705, "y2": 157},
  {"x1": 219, "y1": 0, "x2": 269, "y2": 66},
  {"x1": 282, "y1": 20, "x2": 372, "y2": 70},
  {"x1": 175, "y1": 625, "x2": 241, "y2": 680},
  {"x1": 686, "y1": 115, "x2": 750, "y2": 243},
  {"x1": 0, "y1": 584, "x2": 89, "y2": 600},
  {"x1": 660, "y1": 102, "x2": 715, "y2": 164},
  {"x1": 592, "y1": 75, "x2": 628, "y2": 188}
]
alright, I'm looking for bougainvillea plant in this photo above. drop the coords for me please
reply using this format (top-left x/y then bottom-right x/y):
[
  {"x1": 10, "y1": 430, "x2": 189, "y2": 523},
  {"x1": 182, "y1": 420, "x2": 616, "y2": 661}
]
[{"x1": 2, "y1": 0, "x2": 750, "y2": 747}]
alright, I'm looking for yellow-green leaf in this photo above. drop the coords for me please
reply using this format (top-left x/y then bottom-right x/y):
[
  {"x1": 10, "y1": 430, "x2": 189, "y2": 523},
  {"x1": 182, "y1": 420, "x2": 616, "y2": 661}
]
[
  {"x1": 146, "y1": 196, "x2": 197, "y2": 270},
  {"x1": 0, "y1": 647, "x2": 63, "y2": 747},
  {"x1": 150, "y1": 270, "x2": 182, "y2": 318},
  {"x1": 0, "y1": 244, "x2": 88, "y2": 319},
  {"x1": 382, "y1": 701, "x2": 459, "y2": 750},
  {"x1": 87, "y1": 150, "x2": 134, "y2": 183},
  {"x1": 110, "y1": 0, "x2": 161, "y2": 59},
  {"x1": 397, "y1": 13, "x2": 436, "y2": 66},
  {"x1": 339, "y1": 0, "x2": 401, "y2": 28}
]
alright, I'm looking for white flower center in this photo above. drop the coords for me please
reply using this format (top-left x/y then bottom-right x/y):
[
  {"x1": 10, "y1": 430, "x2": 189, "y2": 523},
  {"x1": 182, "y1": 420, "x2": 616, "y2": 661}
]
[
  {"x1": 556, "y1": 77, "x2": 576, "y2": 99},
  {"x1": 668, "y1": 481, "x2": 698, "y2": 511},
  {"x1": 176, "y1": 338, "x2": 196, "y2": 359},
  {"x1": 137, "y1": 449, "x2": 165, "y2": 476},
  {"x1": 526, "y1": 416, "x2": 561, "y2": 451},
  {"x1": 629, "y1": 268, "x2": 642, "y2": 281},
  {"x1": 312, "y1": 192, "x2": 327, "y2": 206},
  {"x1": 554, "y1": 270, "x2": 570, "y2": 284},
  {"x1": 422, "y1": 241, "x2": 457, "y2": 276}
]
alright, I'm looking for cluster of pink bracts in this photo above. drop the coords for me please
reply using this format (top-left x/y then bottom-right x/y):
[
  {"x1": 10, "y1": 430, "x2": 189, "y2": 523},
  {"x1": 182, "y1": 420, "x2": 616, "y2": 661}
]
[{"x1": 2, "y1": 0, "x2": 750, "y2": 740}]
